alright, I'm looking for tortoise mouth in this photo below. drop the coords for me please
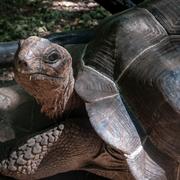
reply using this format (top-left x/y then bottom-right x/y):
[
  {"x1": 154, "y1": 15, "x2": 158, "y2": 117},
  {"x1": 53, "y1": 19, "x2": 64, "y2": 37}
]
[
  {"x1": 28, "y1": 73, "x2": 64, "y2": 81},
  {"x1": 16, "y1": 71, "x2": 64, "y2": 81}
]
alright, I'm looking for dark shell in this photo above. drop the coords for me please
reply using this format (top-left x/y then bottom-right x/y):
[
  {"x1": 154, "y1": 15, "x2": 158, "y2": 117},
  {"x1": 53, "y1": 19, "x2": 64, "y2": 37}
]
[{"x1": 76, "y1": 0, "x2": 180, "y2": 179}]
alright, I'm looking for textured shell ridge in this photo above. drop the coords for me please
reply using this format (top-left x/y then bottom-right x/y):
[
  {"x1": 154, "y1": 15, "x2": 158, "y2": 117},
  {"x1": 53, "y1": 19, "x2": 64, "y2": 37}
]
[
  {"x1": 75, "y1": 2, "x2": 180, "y2": 179},
  {"x1": 1, "y1": 0, "x2": 179, "y2": 179},
  {"x1": 75, "y1": 62, "x2": 168, "y2": 180}
]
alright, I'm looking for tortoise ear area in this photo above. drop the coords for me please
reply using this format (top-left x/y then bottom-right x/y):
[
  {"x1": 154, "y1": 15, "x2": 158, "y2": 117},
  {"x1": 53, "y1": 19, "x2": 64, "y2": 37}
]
[
  {"x1": 158, "y1": 69, "x2": 180, "y2": 113},
  {"x1": 75, "y1": 65, "x2": 119, "y2": 103}
]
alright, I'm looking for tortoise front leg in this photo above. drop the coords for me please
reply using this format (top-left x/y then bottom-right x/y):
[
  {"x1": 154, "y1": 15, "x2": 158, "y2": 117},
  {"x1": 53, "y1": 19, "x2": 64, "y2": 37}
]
[
  {"x1": 0, "y1": 84, "x2": 103, "y2": 179},
  {"x1": 0, "y1": 117, "x2": 103, "y2": 180}
]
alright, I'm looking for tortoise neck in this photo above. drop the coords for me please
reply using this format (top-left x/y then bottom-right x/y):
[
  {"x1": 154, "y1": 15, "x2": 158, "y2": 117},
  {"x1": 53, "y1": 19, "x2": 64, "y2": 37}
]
[{"x1": 39, "y1": 69, "x2": 77, "y2": 119}]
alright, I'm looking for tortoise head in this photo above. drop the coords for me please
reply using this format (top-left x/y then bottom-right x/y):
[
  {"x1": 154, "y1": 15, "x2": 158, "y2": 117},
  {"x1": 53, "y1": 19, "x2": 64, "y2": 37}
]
[{"x1": 14, "y1": 36, "x2": 74, "y2": 118}]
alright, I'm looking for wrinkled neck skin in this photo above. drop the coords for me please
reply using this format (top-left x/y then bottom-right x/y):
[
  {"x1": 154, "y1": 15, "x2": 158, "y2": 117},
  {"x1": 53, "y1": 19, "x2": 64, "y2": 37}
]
[
  {"x1": 2, "y1": 69, "x2": 128, "y2": 180},
  {"x1": 15, "y1": 66, "x2": 83, "y2": 119},
  {"x1": 36, "y1": 70, "x2": 75, "y2": 118}
]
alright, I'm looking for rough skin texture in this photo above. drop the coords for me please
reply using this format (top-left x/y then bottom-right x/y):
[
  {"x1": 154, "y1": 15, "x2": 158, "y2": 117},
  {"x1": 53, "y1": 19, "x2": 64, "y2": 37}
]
[
  {"x1": 0, "y1": 114, "x2": 130, "y2": 180},
  {"x1": 1, "y1": 0, "x2": 180, "y2": 179},
  {"x1": 15, "y1": 37, "x2": 76, "y2": 119},
  {"x1": 0, "y1": 36, "x2": 131, "y2": 180}
]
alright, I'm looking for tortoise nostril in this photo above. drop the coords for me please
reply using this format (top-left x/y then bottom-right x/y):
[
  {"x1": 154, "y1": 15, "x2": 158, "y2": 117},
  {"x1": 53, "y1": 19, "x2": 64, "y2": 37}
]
[
  {"x1": 17, "y1": 59, "x2": 28, "y2": 70},
  {"x1": 18, "y1": 60, "x2": 27, "y2": 66}
]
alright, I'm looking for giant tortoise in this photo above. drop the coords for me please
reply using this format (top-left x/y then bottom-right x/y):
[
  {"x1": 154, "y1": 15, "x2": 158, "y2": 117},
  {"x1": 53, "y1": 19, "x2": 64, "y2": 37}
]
[{"x1": 0, "y1": 0, "x2": 179, "y2": 179}]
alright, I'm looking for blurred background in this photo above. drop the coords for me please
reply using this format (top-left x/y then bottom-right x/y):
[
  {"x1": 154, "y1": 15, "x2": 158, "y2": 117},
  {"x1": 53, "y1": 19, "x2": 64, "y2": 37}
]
[{"x1": 0, "y1": 0, "x2": 110, "y2": 42}]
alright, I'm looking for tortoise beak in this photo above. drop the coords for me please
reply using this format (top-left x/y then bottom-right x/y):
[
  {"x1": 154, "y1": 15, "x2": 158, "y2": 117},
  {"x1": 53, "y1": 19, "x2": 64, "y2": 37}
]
[
  {"x1": 19, "y1": 39, "x2": 25, "y2": 47},
  {"x1": 15, "y1": 38, "x2": 41, "y2": 74},
  {"x1": 15, "y1": 41, "x2": 29, "y2": 74}
]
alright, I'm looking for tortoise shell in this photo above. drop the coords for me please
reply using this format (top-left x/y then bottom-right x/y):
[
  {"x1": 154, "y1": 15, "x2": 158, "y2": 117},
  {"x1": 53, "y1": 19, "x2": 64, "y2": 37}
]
[{"x1": 75, "y1": 0, "x2": 180, "y2": 179}]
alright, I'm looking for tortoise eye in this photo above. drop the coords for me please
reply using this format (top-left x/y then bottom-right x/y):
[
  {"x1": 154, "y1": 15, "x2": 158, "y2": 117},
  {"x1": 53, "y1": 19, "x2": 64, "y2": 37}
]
[{"x1": 45, "y1": 51, "x2": 60, "y2": 64}]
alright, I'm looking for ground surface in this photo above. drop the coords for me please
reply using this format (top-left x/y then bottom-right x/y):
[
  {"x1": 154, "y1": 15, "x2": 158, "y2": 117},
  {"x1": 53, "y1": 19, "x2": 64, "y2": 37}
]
[{"x1": 0, "y1": 0, "x2": 110, "y2": 42}]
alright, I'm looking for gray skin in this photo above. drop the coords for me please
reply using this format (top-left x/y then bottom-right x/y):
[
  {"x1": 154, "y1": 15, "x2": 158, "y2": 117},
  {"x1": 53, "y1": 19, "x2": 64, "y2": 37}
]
[{"x1": 0, "y1": 0, "x2": 180, "y2": 179}]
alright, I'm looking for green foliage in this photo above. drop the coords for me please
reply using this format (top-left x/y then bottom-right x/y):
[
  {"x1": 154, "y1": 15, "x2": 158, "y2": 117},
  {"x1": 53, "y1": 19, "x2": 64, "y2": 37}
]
[{"x1": 0, "y1": 0, "x2": 110, "y2": 42}]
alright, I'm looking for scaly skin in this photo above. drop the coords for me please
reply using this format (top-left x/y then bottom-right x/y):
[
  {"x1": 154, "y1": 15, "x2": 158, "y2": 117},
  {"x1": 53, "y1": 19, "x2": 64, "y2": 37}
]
[
  {"x1": 0, "y1": 36, "x2": 132, "y2": 179},
  {"x1": 2, "y1": 0, "x2": 179, "y2": 178},
  {"x1": 0, "y1": 116, "x2": 131, "y2": 180}
]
